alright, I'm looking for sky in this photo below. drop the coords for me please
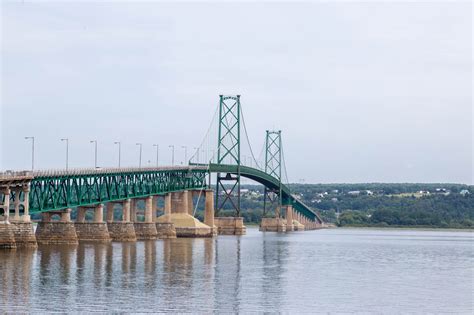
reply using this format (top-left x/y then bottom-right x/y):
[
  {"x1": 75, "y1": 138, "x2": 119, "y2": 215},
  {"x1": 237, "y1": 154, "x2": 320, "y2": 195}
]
[{"x1": 1, "y1": 0, "x2": 472, "y2": 184}]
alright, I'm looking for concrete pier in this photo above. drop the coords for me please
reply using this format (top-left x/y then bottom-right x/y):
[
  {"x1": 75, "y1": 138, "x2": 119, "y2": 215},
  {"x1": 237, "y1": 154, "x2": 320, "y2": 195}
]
[
  {"x1": 0, "y1": 223, "x2": 16, "y2": 249},
  {"x1": 9, "y1": 185, "x2": 37, "y2": 247},
  {"x1": 214, "y1": 217, "x2": 246, "y2": 235},
  {"x1": 155, "y1": 194, "x2": 177, "y2": 239},
  {"x1": 260, "y1": 217, "x2": 287, "y2": 232},
  {"x1": 36, "y1": 210, "x2": 79, "y2": 245},
  {"x1": 11, "y1": 222, "x2": 37, "y2": 247},
  {"x1": 285, "y1": 205, "x2": 294, "y2": 232},
  {"x1": 75, "y1": 204, "x2": 112, "y2": 242},
  {"x1": 0, "y1": 187, "x2": 16, "y2": 249},
  {"x1": 203, "y1": 189, "x2": 218, "y2": 235},
  {"x1": 156, "y1": 191, "x2": 213, "y2": 237},
  {"x1": 107, "y1": 199, "x2": 137, "y2": 242},
  {"x1": 293, "y1": 220, "x2": 305, "y2": 231},
  {"x1": 133, "y1": 196, "x2": 159, "y2": 240}
]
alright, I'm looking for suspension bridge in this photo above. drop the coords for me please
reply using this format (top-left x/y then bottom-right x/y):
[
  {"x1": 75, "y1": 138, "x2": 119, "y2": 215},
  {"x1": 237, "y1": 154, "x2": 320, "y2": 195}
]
[{"x1": 0, "y1": 95, "x2": 324, "y2": 248}]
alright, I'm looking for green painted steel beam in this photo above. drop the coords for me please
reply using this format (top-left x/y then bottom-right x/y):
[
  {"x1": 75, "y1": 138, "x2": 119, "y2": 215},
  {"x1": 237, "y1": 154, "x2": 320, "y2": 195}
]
[
  {"x1": 29, "y1": 168, "x2": 208, "y2": 213},
  {"x1": 205, "y1": 163, "x2": 323, "y2": 223}
]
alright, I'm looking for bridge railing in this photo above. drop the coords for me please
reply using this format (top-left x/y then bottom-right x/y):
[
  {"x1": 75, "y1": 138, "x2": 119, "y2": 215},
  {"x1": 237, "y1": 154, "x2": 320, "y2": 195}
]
[
  {"x1": 0, "y1": 170, "x2": 33, "y2": 179},
  {"x1": 28, "y1": 165, "x2": 208, "y2": 178}
]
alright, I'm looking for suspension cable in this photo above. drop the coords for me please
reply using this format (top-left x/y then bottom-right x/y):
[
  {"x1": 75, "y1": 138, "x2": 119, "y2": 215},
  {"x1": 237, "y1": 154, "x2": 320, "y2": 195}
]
[
  {"x1": 240, "y1": 106, "x2": 262, "y2": 170},
  {"x1": 189, "y1": 104, "x2": 219, "y2": 163}
]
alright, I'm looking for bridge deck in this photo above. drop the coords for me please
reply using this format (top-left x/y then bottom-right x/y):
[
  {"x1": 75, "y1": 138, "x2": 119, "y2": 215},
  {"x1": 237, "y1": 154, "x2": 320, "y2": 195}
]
[{"x1": 1, "y1": 164, "x2": 322, "y2": 224}]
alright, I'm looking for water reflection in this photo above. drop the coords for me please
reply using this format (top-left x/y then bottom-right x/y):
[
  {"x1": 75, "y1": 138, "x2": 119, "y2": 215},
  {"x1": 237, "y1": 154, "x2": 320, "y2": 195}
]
[
  {"x1": 261, "y1": 236, "x2": 288, "y2": 311},
  {"x1": 0, "y1": 229, "x2": 472, "y2": 313},
  {"x1": 0, "y1": 247, "x2": 35, "y2": 311},
  {"x1": 214, "y1": 236, "x2": 242, "y2": 312}
]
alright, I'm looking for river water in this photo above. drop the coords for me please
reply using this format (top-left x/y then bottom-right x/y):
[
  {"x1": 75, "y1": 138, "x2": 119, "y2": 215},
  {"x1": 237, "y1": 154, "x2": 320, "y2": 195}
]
[{"x1": 0, "y1": 228, "x2": 472, "y2": 313}]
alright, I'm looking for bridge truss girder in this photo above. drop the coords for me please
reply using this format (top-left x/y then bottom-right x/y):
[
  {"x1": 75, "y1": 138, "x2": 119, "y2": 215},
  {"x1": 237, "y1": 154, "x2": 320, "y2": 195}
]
[{"x1": 29, "y1": 169, "x2": 208, "y2": 213}]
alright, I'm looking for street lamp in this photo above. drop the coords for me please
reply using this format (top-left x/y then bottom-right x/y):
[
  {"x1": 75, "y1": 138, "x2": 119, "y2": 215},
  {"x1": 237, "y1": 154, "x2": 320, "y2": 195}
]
[
  {"x1": 24, "y1": 136, "x2": 35, "y2": 171},
  {"x1": 153, "y1": 144, "x2": 159, "y2": 167},
  {"x1": 114, "y1": 141, "x2": 121, "y2": 168},
  {"x1": 136, "y1": 143, "x2": 142, "y2": 168},
  {"x1": 181, "y1": 146, "x2": 187, "y2": 165},
  {"x1": 90, "y1": 140, "x2": 97, "y2": 168},
  {"x1": 61, "y1": 138, "x2": 69, "y2": 170},
  {"x1": 169, "y1": 145, "x2": 175, "y2": 165}
]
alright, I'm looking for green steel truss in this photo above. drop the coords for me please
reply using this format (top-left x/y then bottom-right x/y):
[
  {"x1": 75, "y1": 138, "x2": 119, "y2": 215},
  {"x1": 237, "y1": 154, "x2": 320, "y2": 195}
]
[
  {"x1": 28, "y1": 168, "x2": 207, "y2": 213},
  {"x1": 207, "y1": 163, "x2": 323, "y2": 224},
  {"x1": 215, "y1": 95, "x2": 242, "y2": 216},
  {"x1": 23, "y1": 163, "x2": 322, "y2": 223},
  {"x1": 263, "y1": 130, "x2": 283, "y2": 217}
]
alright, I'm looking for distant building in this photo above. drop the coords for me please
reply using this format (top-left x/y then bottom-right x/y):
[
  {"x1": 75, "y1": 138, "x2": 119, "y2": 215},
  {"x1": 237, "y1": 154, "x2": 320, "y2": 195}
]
[
  {"x1": 366, "y1": 190, "x2": 374, "y2": 196},
  {"x1": 331, "y1": 197, "x2": 338, "y2": 202},
  {"x1": 348, "y1": 191, "x2": 360, "y2": 196},
  {"x1": 460, "y1": 190, "x2": 470, "y2": 196}
]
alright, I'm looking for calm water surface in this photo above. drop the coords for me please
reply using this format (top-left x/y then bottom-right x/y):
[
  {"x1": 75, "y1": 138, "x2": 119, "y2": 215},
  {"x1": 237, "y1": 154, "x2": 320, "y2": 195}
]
[{"x1": 0, "y1": 228, "x2": 472, "y2": 313}]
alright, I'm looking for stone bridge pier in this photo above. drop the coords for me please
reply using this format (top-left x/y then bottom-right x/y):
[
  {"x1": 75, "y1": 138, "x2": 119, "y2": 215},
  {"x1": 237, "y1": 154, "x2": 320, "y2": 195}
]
[
  {"x1": 288, "y1": 206, "x2": 304, "y2": 231},
  {"x1": 214, "y1": 189, "x2": 246, "y2": 236},
  {"x1": 75, "y1": 204, "x2": 111, "y2": 242},
  {"x1": 132, "y1": 197, "x2": 159, "y2": 240},
  {"x1": 260, "y1": 205, "x2": 287, "y2": 232},
  {"x1": 260, "y1": 205, "x2": 311, "y2": 232},
  {"x1": 106, "y1": 199, "x2": 137, "y2": 242},
  {"x1": 35, "y1": 209, "x2": 78, "y2": 245},
  {"x1": 0, "y1": 187, "x2": 16, "y2": 249},
  {"x1": 286, "y1": 205, "x2": 294, "y2": 232},
  {"x1": 1, "y1": 184, "x2": 37, "y2": 248}
]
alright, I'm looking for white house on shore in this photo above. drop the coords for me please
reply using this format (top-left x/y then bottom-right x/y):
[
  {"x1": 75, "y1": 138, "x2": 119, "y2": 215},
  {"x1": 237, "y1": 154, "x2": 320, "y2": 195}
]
[{"x1": 460, "y1": 190, "x2": 470, "y2": 196}]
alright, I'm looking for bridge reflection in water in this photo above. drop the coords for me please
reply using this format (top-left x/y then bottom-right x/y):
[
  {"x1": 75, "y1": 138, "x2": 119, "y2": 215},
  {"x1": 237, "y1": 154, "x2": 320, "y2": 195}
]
[{"x1": 0, "y1": 229, "x2": 293, "y2": 313}]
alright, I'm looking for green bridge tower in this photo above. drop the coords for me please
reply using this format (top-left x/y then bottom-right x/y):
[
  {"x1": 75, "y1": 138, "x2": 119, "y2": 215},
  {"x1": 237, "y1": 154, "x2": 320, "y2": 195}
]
[
  {"x1": 263, "y1": 130, "x2": 283, "y2": 218},
  {"x1": 215, "y1": 95, "x2": 242, "y2": 217}
]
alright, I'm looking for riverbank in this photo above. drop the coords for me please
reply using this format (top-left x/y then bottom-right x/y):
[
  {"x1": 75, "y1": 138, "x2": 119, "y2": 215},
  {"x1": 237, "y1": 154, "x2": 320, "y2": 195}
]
[{"x1": 336, "y1": 225, "x2": 474, "y2": 232}]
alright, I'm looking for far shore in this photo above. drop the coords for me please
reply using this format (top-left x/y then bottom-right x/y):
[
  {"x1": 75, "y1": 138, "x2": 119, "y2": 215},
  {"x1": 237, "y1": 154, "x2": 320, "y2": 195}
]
[{"x1": 336, "y1": 225, "x2": 474, "y2": 232}]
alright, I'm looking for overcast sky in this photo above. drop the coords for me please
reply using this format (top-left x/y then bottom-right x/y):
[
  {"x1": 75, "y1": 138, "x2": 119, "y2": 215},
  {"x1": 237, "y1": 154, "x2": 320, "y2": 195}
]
[{"x1": 1, "y1": 1, "x2": 472, "y2": 184}]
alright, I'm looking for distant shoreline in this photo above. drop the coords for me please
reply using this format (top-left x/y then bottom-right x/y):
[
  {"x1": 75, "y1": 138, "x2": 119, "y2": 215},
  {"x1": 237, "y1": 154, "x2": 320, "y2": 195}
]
[{"x1": 336, "y1": 225, "x2": 474, "y2": 232}]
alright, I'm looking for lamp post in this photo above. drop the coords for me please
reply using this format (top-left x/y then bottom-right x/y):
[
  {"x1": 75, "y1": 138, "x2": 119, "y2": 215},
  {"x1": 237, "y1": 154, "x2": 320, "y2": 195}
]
[
  {"x1": 61, "y1": 138, "x2": 69, "y2": 170},
  {"x1": 193, "y1": 147, "x2": 199, "y2": 163},
  {"x1": 181, "y1": 146, "x2": 187, "y2": 165},
  {"x1": 24, "y1": 136, "x2": 35, "y2": 171},
  {"x1": 90, "y1": 140, "x2": 97, "y2": 168},
  {"x1": 153, "y1": 144, "x2": 159, "y2": 167},
  {"x1": 114, "y1": 141, "x2": 121, "y2": 168},
  {"x1": 169, "y1": 145, "x2": 175, "y2": 165},
  {"x1": 136, "y1": 143, "x2": 142, "y2": 168}
]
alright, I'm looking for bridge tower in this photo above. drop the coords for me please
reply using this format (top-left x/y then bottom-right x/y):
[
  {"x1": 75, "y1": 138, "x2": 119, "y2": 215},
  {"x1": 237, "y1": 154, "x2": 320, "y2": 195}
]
[
  {"x1": 215, "y1": 95, "x2": 242, "y2": 216},
  {"x1": 263, "y1": 130, "x2": 283, "y2": 218}
]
